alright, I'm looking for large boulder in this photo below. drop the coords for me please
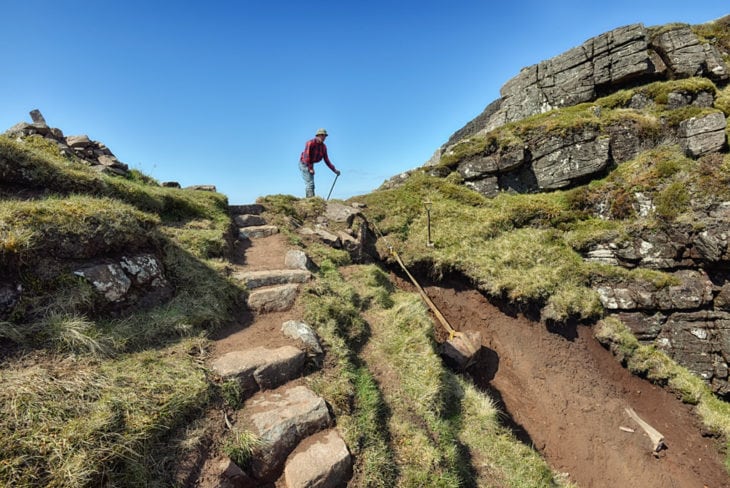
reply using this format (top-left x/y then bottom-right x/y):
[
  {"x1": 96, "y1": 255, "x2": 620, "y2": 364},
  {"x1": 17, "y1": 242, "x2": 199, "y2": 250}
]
[
  {"x1": 283, "y1": 430, "x2": 352, "y2": 488},
  {"x1": 246, "y1": 386, "x2": 331, "y2": 482}
]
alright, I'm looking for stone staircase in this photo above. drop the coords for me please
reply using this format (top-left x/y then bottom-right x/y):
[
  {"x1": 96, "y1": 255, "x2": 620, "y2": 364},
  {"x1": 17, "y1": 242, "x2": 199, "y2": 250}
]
[{"x1": 208, "y1": 205, "x2": 352, "y2": 487}]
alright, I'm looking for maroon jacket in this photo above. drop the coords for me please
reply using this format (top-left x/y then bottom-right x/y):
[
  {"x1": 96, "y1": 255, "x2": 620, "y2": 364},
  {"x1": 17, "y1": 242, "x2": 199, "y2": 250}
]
[{"x1": 300, "y1": 138, "x2": 336, "y2": 172}]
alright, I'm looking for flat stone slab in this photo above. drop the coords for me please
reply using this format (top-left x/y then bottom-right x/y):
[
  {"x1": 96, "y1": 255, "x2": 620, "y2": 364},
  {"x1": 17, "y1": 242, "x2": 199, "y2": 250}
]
[
  {"x1": 239, "y1": 225, "x2": 279, "y2": 239},
  {"x1": 234, "y1": 214, "x2": 266, "y2": 227},
  {"x1": 233, "y1": 269, "x2": 311, "y2": 290},
  {"x1": 229, "y1": 204, "x2": 264, "y2": 215},
  {"x1": 247, "y1": 284, "x2": 300, "y2": 313},
  {"x1": 246, "y1": 385, "x2": 331, "y2": 481},
  {"x1": 211, "y1": 346, "x2": 305, "y2": 393},
  {"x1": 284, "y1": 429, "x2": 352, "y2": 488}
]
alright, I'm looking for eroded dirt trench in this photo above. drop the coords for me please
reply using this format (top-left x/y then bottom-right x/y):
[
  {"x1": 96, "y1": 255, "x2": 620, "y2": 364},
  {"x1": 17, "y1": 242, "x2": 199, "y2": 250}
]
[{"x1": 400, "y1": 276, "x2": 728, "y2": 488}]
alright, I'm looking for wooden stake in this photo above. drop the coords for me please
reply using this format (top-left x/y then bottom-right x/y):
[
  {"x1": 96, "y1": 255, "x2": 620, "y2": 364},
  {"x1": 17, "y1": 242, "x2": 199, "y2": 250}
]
[{"x1": 625, "y1": 407, "x2": 665, "y2": 452}]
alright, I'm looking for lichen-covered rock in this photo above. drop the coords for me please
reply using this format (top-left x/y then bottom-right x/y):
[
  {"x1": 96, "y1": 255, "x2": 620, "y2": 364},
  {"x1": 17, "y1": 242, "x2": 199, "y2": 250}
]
[
  {"x1": 531, "y1": 132, "x2": 611, "y2": 190},
  {"x1": 74, "y1": 263, "x2": 131, "y2": 302},
  {"x1": 652, "y1": 25, "x2": 729, "y2": 81},
  {"x1": 281, "y1": 320, "x2": 323, "y2": 355},
  {"x1": 679, "y1": 111, "x2": 727, "y2": 158},
  {"x1": 120, "y1": 254, "x2": 166, "y2": 287}
]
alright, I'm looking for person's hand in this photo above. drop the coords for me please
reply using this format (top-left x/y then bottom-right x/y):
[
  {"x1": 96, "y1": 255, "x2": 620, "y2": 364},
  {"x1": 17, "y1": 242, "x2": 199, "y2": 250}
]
[
  {"x1": 309, "y1": 168, "x2": 314, "y2": 174},
  {"x1": 335, "y1": 169, "x2": 341, "y2": 176}
]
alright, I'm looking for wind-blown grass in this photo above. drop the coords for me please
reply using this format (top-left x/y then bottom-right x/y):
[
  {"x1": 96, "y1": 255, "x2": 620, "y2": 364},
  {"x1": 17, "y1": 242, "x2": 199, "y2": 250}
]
[{"x1": 0, "y1": 340, "x2": 210, "y2": 486}]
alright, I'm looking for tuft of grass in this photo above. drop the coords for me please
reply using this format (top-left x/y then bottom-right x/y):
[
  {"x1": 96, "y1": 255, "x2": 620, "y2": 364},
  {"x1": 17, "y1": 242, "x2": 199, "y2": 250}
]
[
  {"x1": 654, "y1": 181, "x2": 690, "y2": 220},
  {"x1": 0, "y1": 195, "x2": 160, "y2": 263},
  {"x1": 221, "y1": 429, "x2": 262, "y2": 469},
  {"x1": 219, "y1": 379, "x2": 244, "y2": 409}
]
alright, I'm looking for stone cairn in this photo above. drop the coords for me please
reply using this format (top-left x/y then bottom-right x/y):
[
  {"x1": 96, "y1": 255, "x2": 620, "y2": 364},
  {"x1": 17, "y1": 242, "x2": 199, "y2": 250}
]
[
  {"x1": 4, "y1": 109, "x2": 130, "y2": 176},
  {"x1": 4, "y1": 109, "x2": 218, "y2": 191}
]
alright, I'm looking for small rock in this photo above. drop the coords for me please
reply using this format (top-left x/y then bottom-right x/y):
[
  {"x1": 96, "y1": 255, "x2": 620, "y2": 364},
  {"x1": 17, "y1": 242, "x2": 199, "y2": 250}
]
[
  {"x1": 284, "y1": 249, "x2": 317, "y2": 272},
  {"x1": 29, "y1": 109, "x2": 47, "y2": 126},
  {"x1": 74, "y1": 263, "x2": 131, "y2": 302},
  {"x1": 281, "y1": 320, "x2": 323, "y2": 355}
]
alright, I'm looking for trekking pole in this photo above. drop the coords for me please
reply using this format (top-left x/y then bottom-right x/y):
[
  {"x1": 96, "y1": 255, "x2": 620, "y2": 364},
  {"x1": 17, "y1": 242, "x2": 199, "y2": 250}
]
[{"x1": 326, "y1": 173, "x2": 339, "y2": 201}]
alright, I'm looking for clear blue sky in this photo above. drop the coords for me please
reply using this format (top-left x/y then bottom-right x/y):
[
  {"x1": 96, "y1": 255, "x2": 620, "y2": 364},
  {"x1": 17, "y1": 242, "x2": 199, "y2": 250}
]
[{"x1": 1, "y1": 1, "x2": 727, "y2": 203}]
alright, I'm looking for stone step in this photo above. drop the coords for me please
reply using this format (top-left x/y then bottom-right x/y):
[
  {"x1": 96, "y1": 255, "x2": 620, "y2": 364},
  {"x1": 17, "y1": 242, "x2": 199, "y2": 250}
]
[
  {"x1": 239, "y1": 225, "x2": 279, "y2": 239},
  {"x1": 247, "y1": 283, "x2": 299, "y2": 313},
  {"x1": 233, "y1": 269, "x2": 311, "y2": 290},
  {"x1": 229, "y1": 204, "x2": 264, "y2": 215},
  {"x1": 283, "y1": 429, "x2": 352, "y2": 488},
  {"x1": 211, "y1": 346, "x2": 305, "y2": 395},
  {"x1": 245, "y1": 385, "x2": 332, "y2": 482},
  {"x1": 233, "y1": 214, "x2": 266, "y2": 227}
]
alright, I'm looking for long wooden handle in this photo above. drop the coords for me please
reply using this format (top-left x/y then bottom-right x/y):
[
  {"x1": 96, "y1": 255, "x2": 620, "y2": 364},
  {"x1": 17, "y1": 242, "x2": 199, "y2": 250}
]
[{"x1": 392, "y1": 251, "x2": 458, "y2": 337}]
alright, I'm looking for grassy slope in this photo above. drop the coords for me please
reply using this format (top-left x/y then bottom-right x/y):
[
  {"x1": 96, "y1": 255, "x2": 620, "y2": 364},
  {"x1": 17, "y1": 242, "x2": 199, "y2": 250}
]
[
  {"x1": 0, "y1": 135, "x2": 240, "y2": 486},
  {"x1": 0, "y1": 135, "x2": 563, "y2": 487}
]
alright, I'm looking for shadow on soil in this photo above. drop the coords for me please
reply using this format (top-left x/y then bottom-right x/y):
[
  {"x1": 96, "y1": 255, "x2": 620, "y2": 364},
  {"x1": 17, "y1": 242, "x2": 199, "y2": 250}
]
[{"x1": 464, "y1": 347, "x2": 536, "y2": 448}]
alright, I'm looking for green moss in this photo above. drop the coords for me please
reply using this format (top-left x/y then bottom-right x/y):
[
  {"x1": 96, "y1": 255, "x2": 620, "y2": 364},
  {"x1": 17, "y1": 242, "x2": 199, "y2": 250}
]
[
  {"x1": 654, "y1": 181, "x2": 690, "y2": 220},
  {"x1": 715, "y1": 84, "x2": 730, "y2": 116},
  {"x1": 642, "y1": 77, "x2": 717, "y2": 105},
  {"x1": 438, "y1": 134, "x2": 490, "y2": 169}
]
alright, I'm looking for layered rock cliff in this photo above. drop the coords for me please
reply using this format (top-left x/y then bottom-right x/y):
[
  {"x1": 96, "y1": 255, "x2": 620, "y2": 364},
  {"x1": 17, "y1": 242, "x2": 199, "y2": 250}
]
[{"x1": 403, "y1": 17, "x2": 730, "y2": 395}]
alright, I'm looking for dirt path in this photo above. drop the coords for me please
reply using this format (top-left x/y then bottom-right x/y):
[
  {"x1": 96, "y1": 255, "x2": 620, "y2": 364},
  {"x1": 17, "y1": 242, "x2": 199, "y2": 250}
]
[
  {"x1": 209, "y1": 234, "x2": 300, "y2": 356},
  {"x1": 420, "y1": 279, "x2": 728, "y2": 488},
  {"x1": 192, "y1": 233, "x2": 304, "y2": 487},
  {"x1": 199, "y1": 230, "x2": 729, "y2": 487}
]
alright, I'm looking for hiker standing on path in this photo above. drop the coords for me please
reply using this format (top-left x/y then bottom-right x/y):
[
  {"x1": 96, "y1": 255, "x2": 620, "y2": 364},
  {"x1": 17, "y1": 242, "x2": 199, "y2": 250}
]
[{"x1": 299, "y1": 128, "x2": 341, "y2": 198}]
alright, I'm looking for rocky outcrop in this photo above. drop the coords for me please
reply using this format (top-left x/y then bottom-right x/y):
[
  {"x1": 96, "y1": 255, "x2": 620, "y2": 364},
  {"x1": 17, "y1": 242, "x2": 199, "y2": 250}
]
[
  {"x1": 487, "y1": 24, "x2": 654, "y2": 134},
  {"x1": 429, "y1": 22, "x2": 729, "y2": 167},
  {"x1": 678, "y1": 111, "x2": 728, "y2": 157},
  {"x1": 652, "y1": 25, "x2": 729, "y2": 81},
  {"x1": 585, "y1": 205, "x2": 730, "y2": 395},
  {"x1": 410, "y1": 17, "x2": 730, "y2": 396},
  {"x1": 297, "y1": 202, "x2": 378, "y2": 263}
]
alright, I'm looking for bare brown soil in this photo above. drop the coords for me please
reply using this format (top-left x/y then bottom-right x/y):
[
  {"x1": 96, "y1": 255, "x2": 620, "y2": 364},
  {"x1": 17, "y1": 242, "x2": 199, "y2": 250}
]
[
  {"x1": 417, "y1": 278, "x2": 729, "y2": 488},
  {"x1": 194, "y1": 231, "x2": 729, "y2": 488}
]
